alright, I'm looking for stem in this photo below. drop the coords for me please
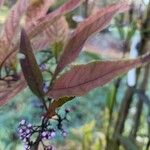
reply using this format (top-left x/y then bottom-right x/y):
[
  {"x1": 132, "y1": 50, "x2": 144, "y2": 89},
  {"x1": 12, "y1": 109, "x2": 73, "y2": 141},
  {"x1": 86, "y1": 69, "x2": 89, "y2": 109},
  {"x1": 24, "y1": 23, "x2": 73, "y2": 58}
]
[
  {"x1": 83, "y1": 0, "x2": 89, "y2": 18},
  {"x1": 146, "y1": 108, "x2": 150, "y2": 150},
  {"x1": 130, "y1": 1, "x2": 150, "y2": 138},
  {"x1": 112, "y1": 86, "x2": 134, "y2": 150},
  {"x1": 111, "y1": 2, "x2": 150, "y2": 149},
  {"x1": 41, "y1": 96, "x2": 48, "y2": 112},
  {"x1": 130, "y1": 65, "x2": 150, "y2": 137},
  {"x1": 33, "y1": 117, "x2": 49, "y2": 149},
  {"x1": 146, "y1": 140, "x2": 150, "y2": 150},
  {"x1": 105, "y1": 79, "x2": 121, "y2": 150}
]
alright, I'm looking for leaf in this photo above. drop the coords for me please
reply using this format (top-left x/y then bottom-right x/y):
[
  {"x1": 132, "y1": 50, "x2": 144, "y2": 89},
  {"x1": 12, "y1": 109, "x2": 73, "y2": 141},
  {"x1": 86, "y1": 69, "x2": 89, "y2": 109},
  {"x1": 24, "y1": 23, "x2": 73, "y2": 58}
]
[
  {"x1": 32, "y1": 16, "x2": 69, "y2": 51},
  {"x1": 32, "y1": 34, "x2": 50, "y2": 51},
  {"x1": 0, "y1": 0, "x2": 28, "y2": 65},
  {"x1": 0, "y1": 0, "x2": 83, "y2": 103},
  {"x1": 53, "y1": 2, "x2": 130, "y2": 78},
  {"x1": 45, "y1": 16, "x2": 69, "y2": 45},
  {"x1": 0, "y1": 74, "x2": 27, "y2": 106},
  {"x1": 25, "y1": 0, "x2": 55, "y2": 28},
  {"x1": 0, "y1": 0, "x2": 83, "y2": 67},
  {"x1": 0, "y1": 0, "x2": 4, "y2": 8},
  {"x1": 48, "y1": 53, "x2": 150, "y2": 99},
  {"x1": 51, "y1": 41, "x2": 64, "y2": 61},
  {"x1": 27, "y1": 0, "x2": 84, "y2": 38},
  {"x1": 19, "y1": 29, "x2": 44, "y2": 98},
  {"x1": 45, "y1": 97, "x2": 75, "y2": 118},
  {"x1": 106, "y1": 84, "x2": 116, "y2": 110},
  {"x1": 1, "y1": 0, "x2": 28, "y2": 47}
]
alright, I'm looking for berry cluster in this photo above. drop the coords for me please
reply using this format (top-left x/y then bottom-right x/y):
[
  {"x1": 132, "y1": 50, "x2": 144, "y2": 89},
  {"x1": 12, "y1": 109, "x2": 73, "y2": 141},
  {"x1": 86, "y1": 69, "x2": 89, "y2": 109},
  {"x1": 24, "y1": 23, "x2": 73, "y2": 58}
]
[
  {"x1": 18, "y1": 119, "x2": 33, "y2": 150},
  {"x1": 18, "y1": 108, "x2": 70, "y2": 150},
  {"x1": 41, "y1": 129, "x2": 56, "y2": 140}
]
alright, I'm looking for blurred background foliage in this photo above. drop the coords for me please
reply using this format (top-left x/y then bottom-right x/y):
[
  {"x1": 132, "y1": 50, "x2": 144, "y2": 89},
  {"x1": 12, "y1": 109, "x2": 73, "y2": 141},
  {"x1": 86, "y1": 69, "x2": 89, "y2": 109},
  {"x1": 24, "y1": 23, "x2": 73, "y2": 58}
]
[{"x1": 0, "y1": 0, "x2": 150, "y2": 150}]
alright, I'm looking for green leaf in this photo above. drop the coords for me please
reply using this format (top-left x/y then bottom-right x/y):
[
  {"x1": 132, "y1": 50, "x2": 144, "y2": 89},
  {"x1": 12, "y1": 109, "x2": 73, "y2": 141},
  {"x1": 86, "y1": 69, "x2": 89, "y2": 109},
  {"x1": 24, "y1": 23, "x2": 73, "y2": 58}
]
[
  {"x1": 126, "y1": 21, "x2": 137, "y2": 41},
  {"x1": 84, "y1": 51, "x2": 101, "y2": 60},
  {"x1": 106, "y1": 84, "x2": 116, "y2": 110},
  {"x1": 52, "y1": 41, "x2": 64, "y2": 61}
]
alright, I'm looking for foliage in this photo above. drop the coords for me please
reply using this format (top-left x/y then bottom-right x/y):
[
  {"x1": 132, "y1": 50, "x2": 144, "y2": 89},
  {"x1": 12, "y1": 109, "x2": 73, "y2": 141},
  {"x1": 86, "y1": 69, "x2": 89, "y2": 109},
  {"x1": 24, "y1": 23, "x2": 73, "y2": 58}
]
[{"x1": 0, "y1": 0, "x2": 150, "y2": 150}]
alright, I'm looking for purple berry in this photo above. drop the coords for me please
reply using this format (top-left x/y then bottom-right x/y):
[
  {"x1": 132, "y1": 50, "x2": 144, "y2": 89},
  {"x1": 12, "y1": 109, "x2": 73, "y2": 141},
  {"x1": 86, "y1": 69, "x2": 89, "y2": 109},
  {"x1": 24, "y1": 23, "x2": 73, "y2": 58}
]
[
  {"x1": 26, "y1": 134, "x2": 31, "y2": 138},
  {"x1": 46, "y1": 146, "x2": 55, "y2": 150},
  {"x1": 26, "y1": 129, "x2": 30, "y2": 134},
  {"x1": 20, "y1": 119, "x2": 26, "y2": 125},
  {"x1": 42, "y1": 131, "x2": 47, "y2": 137},
  {"x1": 24, "y1": 144, "x2": 30, "y2": 150},
  {"x1": 23, "y1": 138, "x2": 28, "y2": 143},
  {"x1": 19, "y1": 136, "x2": 24, "y2": 140},
  {"x1": 39, "y1": 64, "x2": 47, "y2": 71},
  {"x1": 48, "y1": 135, "x2": 52, "y2": 140},
  {"x1": 50, "y1": 131, "x2": 56, "y2": 138},
  {"x1": 27, "y1": 123, "x2": 32, "y2": 128},
  {"x1": 62, "y1": 131, "x2": 67, "y2": 137},
  {"x1": 19, "y1": 129, "x2": 23, "y2": 133},
  {"x1": 42, "y1": 83, "x2": 49, "y2": 93},
  {"x1": 41, "y1": 131, "x2": 50, "y2": 140}
]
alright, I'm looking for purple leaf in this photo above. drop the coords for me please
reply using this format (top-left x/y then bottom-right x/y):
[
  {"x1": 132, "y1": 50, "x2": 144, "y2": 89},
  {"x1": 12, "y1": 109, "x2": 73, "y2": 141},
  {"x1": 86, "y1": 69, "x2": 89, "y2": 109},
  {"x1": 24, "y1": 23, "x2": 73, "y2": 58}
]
[
  {"x1": 53, "y1": 2, "x2": 130, "y2": 78},
  {"x1": 48, "y1": 53, "x2": 150, "y2": 99},
  {"x1": 0, "y1": 73, "x2": 26, "y2": 106},
  {"x1": 20, "y1": 29, "x2": 44, "y2": 97},
  {"x1": 0, "y1": 0, "x2": 28, "y2": 65},
  {"x1": 27, "y1": 0, "x2": 84, "y2": 38}
]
